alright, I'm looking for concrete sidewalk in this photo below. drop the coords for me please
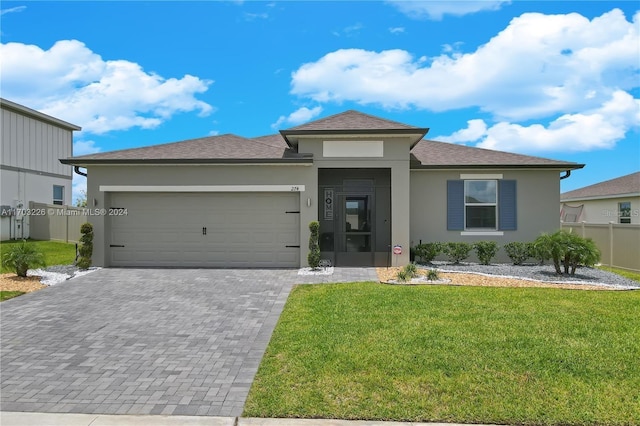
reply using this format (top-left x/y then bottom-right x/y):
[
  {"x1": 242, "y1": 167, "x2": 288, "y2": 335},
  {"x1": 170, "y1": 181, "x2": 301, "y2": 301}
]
[{"x1": 0, "y1": 412, "x2": 500, "y2": 426}]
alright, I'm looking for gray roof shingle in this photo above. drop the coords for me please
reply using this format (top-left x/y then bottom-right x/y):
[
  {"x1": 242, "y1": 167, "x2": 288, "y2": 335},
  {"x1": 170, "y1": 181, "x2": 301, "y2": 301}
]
[
  {"x1": 285, "y1": 110, "x2": 419, "y2": 131},
  {"x1": 411, "y1": 140, "x2": 582, "y2": 168},
  {"x1": 561, "y1": 172, "x2": 640, "y2": 200},
  {"x1": 66, "y1": 134, "x2": 305, "y2": 163},
  {"x1": 60, "y1": 110, "x2": 583, "y2": 170}
]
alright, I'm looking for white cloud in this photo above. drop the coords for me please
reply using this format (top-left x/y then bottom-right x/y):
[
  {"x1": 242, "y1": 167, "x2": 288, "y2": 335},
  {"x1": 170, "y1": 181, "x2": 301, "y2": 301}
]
[
  {"x1": 389, "y1": 27, "x2": 405, "y2": 34},
  {"x1": 72, "y1": 175, "x2": 87, "y2": 207},
  {"x1": 333, "y1": 22, "x2": 364, "y2": 37},
  {"x1": 436, "y1": 91, "x2": 640, "y2": 152},
  {"x1": 73, "y1": 140, "x2": 101, "y2": 156},
  {"x1": 387, "y1": 0, "x2": 509, "y2": 20},
  {"x1": 290, "y1": 9, "x2": 639, "y2": 122},
  {"x1": 435, "y1": 119, "x2": 487, "y2": 143},
  {"x1": 0, "y1": 39, "x2": 213, "y2": 134},
  {"x1": 271, "y1": 106, "x2": 323, "y2": 129},
  {"x1": 0, "y1": 6, "x2": 26, "y2": 15}
]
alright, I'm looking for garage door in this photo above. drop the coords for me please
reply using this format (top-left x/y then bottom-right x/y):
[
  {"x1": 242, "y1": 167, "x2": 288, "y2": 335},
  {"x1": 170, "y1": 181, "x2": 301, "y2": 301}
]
[{"x1": 109, "y1": 192, "x2": 300, "y2": 267}]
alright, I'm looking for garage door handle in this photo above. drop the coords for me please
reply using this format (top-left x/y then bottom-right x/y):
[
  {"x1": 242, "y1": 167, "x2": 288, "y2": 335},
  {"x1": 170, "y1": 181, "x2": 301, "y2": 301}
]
[
  {"x1": 285, "y1": 245, "x2": 300, "y2": 248},
  {"x1": 202, "y1": 227, "x2": 207, "y2": 235},
  {"x1": 110, "y1": 244, "x2": 125, "y2": 248}
]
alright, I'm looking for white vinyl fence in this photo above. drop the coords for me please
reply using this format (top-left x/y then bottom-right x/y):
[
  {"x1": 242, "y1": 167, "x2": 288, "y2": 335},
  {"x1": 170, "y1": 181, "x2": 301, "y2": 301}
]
[
  {"x1": 561, "y1": 221, "x2": 640, "y2": 272},
  {"x1": 28, "y1": 201, "x2": 88, "y2": 243}
]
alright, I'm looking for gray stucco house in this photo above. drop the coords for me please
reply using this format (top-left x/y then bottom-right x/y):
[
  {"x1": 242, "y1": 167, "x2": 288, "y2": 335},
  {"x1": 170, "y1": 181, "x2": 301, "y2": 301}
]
[{"x1": 61, "y1": 110, "x2": 584, "y2": 268}]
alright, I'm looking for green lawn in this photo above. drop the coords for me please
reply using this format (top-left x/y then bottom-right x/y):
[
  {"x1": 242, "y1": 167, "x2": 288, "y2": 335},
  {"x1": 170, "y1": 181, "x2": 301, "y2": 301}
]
[
  {"x1": 244, "y1": 283, "x2": 640, "y2": 425},
  {"x1": 597, "y1": 266, "x2": 640, "y2": 282},
  {"x1": 0, "y1": 239, "x2": 76, "y2": 273},
  {"x1": 0, "y1": 291, "x2": 25, "y2": 301}
]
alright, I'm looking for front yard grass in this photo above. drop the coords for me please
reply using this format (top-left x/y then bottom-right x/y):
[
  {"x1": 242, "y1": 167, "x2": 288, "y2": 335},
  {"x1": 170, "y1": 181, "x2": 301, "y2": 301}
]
[
  {"x1": 0, "y1": 239, "x2": 76, "y2": 273},
  {"x1": 244, "y1": 283, "x2": 640, "y2": 425},
  {"x1": 0, "y1": 290, "x2": 25, "y2": 301},
  {"x1": 597, "y1": 265, "x2": 640, "y2": 282}
]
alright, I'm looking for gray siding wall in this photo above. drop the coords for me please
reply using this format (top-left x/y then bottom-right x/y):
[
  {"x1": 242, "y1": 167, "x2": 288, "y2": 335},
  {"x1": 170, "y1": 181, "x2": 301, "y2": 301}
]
[
  {"x1": 1, "y1": 107, "x2": 73, "y2": 177},
  {"x1": 86, "y1": 164, "x2": 315, "y2": 267},
  {"x1": 410, "y1": 169, "x2": 562, "y2": 262}
]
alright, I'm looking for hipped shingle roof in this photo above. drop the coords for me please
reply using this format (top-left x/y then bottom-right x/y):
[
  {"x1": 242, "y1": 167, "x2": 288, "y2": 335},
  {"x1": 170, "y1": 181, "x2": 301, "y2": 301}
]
[{"x1": 561, "y1": 172, "x2": 640, "y2": 200}]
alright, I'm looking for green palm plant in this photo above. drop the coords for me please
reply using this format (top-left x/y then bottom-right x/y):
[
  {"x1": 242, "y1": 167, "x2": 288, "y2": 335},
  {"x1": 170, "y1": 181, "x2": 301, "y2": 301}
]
[
  {"x1": 533, "y1": 230, "x2": 601, "y2": 275},
  {"x1": 1, "y1": 240, "x2": 46, "y2": 277}
]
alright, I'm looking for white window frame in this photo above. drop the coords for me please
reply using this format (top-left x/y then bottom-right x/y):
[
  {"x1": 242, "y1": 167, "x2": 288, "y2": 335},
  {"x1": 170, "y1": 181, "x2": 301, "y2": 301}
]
[
  {"x1": 53, "y1": 185, "x2": 64, "y2": 205},
  {"x1": 619, "y1": 201, "x2": 631, "y2": 224},
  {"x1": 464, "y1": 179, "x2": 498, "y2": 231}
]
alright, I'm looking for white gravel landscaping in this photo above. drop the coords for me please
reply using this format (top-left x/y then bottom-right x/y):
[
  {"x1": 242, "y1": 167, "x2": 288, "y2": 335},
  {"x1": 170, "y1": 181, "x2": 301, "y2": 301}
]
[{"x1": 27, "y1": 265, "x2": 101, "y2": 286}]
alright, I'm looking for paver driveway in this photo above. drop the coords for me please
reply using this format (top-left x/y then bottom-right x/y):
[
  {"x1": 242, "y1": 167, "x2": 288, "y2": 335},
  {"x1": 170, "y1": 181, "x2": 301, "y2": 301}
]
[{"x1": 1, "y1": 269, "x2": 307, "y2": 417}]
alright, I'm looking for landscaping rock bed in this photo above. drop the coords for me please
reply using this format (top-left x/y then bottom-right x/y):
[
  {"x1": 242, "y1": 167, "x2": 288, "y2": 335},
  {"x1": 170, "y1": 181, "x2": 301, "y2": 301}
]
[{"x1": 378, "y1": 262, "x2": 640, "y2": 290}]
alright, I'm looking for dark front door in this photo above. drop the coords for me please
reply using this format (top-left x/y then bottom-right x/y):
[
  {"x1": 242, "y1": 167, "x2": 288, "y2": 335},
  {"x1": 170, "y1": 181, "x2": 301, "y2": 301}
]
[{"x1": 336, "y1": 193, "x2": 374, "y2": 266}]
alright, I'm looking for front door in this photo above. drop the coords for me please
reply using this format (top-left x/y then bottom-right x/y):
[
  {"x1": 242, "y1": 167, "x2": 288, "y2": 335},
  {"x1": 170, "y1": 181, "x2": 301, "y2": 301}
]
[{"x1": 336, "y1": 193, "x2": 374, "y2": 266}]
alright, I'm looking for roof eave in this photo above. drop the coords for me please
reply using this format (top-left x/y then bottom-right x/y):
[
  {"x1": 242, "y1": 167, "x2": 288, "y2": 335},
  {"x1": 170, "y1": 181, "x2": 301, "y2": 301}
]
[
  {"x1": 60, "y1": 157, "x2": 313, "y2": 166},
  {"x1": 280, "y1": 128, "x2": 429, "y2": 149},
  {"x1": 411, "y1": 163, "x2": 585, "y2": 170},
  {"x1": 561, "y1": 192, "x2": 640, "y2": 202}
]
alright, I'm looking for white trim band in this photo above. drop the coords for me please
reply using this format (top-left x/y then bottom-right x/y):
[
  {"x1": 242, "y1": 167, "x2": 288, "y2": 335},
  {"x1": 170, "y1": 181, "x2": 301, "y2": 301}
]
[
  {"x1": 460, "y1": 174, "x2": 503, "y2": 179},
  {"x1": 461, "y1": 231, "x2": 504, "y2": 236},
  {"x1": 100, "y1": 185, "x2": 306, "y2": 192}
]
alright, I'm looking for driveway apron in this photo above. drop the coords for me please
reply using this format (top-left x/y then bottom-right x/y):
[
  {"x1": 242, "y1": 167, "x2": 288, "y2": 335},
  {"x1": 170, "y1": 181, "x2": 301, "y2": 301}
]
[{"x1": 0, "y1": 268, "x2": 304, "y2": 417}]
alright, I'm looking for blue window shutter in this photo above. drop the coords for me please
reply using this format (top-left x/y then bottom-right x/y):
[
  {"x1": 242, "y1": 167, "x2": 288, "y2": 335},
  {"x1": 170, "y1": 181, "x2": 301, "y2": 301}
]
[
  {"x1": 447, "y1": 180, "x2": 464, "y2": 230},
  {"x1": 499, "y1": 180, "x2": 517, "y2": 230}
]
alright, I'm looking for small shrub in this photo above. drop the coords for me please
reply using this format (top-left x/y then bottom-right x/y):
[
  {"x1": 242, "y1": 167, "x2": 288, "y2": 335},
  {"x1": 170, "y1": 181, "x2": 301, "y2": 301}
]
[
  {"x1": 503, "y1": 242, "x2": 530, "y2": 265},
  {"x1": 397, "y1": 270, "x2": 409, "y2": 282},
  {"x1": 1, "y1": 240, "x2": 46, "y2": 277},
  {"x1": 443, "y1": 242, "x2": 472, "y2": 264},
  {"x1": 473, "y1": 241, "x2": 499, "y2": 265},
  {"x1": 307, "y1": 221, "x2": 321, "y2": 269},
  {"x1": 414, "y1": 242, "x2": 442, "y2": 263},
  {"x1": 426, "y1": 269, "x2": 440, "y2": 281},
  {"x1": 77, "y1": 222, "x2": 93, "y2": 270},
  {"x1": 396, "y1": 263, "x2": 418, "y2": 283},
  {"x1": 405, "y1": 263, "x2": 418, "y2": 276},
  {"x1": 527, "y1": 241, "x2": 545, "y2": 265}
]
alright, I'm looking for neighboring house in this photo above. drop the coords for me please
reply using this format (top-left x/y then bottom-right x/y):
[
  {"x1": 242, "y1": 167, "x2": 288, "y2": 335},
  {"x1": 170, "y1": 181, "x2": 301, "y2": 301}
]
[
  {"x1": 1, "y1": 98, "x2": 81, "y2": 240},
  {"x1": 61, "y1": 110, "x2": 583, "y2": 268},
  {"x1": 561, "y1": 172, "x2": 640, "y2": 224}
]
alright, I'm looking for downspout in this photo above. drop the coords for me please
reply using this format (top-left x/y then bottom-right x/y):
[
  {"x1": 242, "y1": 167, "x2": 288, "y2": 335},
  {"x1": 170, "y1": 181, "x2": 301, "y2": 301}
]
[
  {"x1": 74, "y1": 166, "x2": 87, "y2": 177},
  {"x1": 560, "y1": 170, "x2": 571, "y2": 180}
]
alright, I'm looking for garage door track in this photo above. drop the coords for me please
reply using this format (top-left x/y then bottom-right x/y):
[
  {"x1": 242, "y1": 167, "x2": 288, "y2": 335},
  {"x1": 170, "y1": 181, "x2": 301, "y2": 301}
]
[{"x1": 0, "y1": 269, "x2": 300, "y2": 417}]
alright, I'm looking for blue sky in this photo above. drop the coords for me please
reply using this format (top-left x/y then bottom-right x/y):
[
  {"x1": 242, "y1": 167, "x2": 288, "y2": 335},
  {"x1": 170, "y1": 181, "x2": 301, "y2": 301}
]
[{"x1": 1, "y1": 1, "x2": 638, "y2": 203}]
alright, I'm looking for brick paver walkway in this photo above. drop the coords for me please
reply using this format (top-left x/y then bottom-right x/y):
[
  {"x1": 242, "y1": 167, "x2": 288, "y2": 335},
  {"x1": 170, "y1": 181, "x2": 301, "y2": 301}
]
[{"x1": 0, "y1": 268, "x2": 377, "y2": 416}]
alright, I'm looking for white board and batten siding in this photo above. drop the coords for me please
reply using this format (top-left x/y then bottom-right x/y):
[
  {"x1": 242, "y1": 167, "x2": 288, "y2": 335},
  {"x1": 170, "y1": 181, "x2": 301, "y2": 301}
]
[
  {"x1": 108, "y1": 192, "x2": 301, "y2": 268},
  {"x1": 1, "y1": 106, "x2": 73, "y2": 176}
]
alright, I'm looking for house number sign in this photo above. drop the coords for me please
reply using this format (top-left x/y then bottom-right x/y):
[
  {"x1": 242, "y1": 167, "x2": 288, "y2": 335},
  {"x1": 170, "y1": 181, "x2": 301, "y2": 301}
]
[{"x1": 324, "y1": 189, "x2": 334, "y2": 220}]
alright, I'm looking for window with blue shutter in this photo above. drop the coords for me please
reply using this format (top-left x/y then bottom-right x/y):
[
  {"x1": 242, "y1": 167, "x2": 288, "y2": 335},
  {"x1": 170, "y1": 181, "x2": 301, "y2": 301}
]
[
  {"x1": 447, "y1": 179, "x2": 517, "y2": 231},
  {"x1": 447, "y1": 180, "x2": 464, "y2": 230}
]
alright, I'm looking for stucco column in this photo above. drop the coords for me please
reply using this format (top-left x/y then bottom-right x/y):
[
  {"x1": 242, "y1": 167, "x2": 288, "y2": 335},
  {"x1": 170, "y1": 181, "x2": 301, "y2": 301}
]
[{"x1": 391, "y1": 162, "x2": 411, "y2": 265}]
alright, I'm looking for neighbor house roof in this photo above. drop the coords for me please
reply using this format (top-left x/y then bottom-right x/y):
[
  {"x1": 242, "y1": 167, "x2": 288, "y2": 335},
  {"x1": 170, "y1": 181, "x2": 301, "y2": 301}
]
[
  {"x1": 411, "y1": 140, "x2": 583, "y2": 170},
  {"x1": 561, "y1": 172, "x2": 640, "y2": 201},
  {"x1": 60, "y1": 109, "x2": 583, "y2": 171},
  {"x1": 0, "y1": 98, "x2": 81, "y2": 131}
]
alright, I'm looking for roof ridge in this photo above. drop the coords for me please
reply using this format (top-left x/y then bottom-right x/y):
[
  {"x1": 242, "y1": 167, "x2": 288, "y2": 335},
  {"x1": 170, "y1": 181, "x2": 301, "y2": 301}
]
[{"x1": 285, "y1": 109, "x2": 418, "y2": 131}]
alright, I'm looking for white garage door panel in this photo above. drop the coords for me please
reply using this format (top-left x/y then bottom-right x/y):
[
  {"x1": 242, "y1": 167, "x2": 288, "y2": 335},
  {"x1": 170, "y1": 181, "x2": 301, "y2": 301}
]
[{"x1": 109, "y1": 192, "x2": 300, "y2": 267}]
